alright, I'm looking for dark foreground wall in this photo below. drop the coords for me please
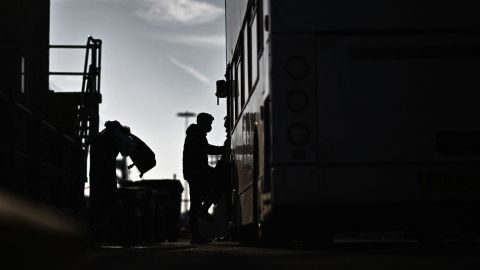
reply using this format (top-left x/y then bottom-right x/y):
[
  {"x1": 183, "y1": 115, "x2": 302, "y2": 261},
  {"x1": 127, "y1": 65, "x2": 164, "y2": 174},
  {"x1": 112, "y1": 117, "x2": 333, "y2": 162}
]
[{"x1": 0, "y1": 0, "x2": 86, "y2": 213}]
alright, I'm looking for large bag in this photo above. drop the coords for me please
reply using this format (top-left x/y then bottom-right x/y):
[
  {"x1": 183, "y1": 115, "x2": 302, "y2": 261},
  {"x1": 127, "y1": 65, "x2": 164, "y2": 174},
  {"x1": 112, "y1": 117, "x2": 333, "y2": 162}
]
[
  {"x1": 127, "y1": 133, "x2": 156, "y2": 178},
  {"x1": 106, "y1": 120, "x2": 156, "y2": 178}
]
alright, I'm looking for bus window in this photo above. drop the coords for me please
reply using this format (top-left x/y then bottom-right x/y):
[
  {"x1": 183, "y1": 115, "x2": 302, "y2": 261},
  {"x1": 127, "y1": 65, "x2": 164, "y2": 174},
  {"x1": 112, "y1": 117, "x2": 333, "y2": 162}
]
[
  {"x1": 250, "y1": 12, "x2": 258, "y2": 90},
  {"x1": 243, "y1": 28, "x2": 249, "y2": 104},
  {"x1": 236, "y1": 57, "x2": 242, "y2": 117},
  {"x1": 257, "y1": 0, "x2": 264, "y2": 55},
  {"x1": 230, "y1": 63, "x2": 236, "y2": 123}
]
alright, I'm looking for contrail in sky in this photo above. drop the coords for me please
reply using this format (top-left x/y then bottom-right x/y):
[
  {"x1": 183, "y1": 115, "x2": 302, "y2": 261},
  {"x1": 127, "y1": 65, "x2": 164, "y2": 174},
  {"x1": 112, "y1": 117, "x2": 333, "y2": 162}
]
[
  {"x1": 160, "y1": 34, "x2": 225, "y2": 48},
  {"x1": 167, "y1": 55, "x2": 210, "y2": 84}
]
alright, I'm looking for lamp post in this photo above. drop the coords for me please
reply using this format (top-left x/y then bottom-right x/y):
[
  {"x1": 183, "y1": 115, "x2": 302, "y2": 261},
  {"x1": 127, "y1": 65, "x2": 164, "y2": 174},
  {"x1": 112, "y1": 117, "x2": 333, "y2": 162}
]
[
  {"x1": 177, "y1": 111, "x2": 197, "y2": 131},
  {"x1": 176, "y1": 111, "x2": 196, "y2": 214}
]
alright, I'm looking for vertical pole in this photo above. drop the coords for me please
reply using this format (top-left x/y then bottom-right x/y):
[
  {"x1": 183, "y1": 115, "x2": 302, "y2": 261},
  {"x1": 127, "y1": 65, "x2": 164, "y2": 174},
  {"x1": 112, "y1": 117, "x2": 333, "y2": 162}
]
[{"x1": 184, "y1": 116, "x2": 189, "y2": 214}]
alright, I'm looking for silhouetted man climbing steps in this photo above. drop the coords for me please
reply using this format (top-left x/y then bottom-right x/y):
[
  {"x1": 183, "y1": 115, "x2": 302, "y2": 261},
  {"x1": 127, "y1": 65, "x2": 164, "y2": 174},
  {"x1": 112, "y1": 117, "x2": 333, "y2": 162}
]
[{"x1": 182, "y1": 113, "x2": 229, "y2": 244}]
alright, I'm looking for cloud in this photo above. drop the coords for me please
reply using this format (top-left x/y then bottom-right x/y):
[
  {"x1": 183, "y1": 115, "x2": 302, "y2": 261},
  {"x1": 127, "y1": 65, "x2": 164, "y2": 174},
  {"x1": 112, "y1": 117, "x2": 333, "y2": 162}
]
[
  {"x1": 52, "y1": 0, "x2": 131, "y2": 2},
  {"x1": 159, "y1": 34, "x2": 225, "y2": 48},
  {"x1": 167, "y1": 55, "x2": 210, "y2": 84},
  {"x1": 135, "y1": 0, "x2": 223, "y2": 26}
]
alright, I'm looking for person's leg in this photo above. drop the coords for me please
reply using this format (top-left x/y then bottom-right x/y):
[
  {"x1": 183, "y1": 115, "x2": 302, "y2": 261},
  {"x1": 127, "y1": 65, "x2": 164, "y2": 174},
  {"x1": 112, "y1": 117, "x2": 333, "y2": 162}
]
[
  {"x1": 199, "y1": 189, "x2": 220, "y2": 214},
  {"x1": 188, "y1": 181, "x2": 202, "y2": 239},
  {"x1": 188, "y1": 180, "x2": 213, "y2": 245},
  {"x1": 197, "y1": 175, "x2": 220, "y2": 221}
]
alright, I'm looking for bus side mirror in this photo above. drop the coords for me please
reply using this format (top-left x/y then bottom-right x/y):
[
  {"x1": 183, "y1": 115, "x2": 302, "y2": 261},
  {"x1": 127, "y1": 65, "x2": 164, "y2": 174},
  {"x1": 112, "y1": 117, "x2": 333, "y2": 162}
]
[{"x1": 216, "y1": 80, "x2": 228, "y2": 98}]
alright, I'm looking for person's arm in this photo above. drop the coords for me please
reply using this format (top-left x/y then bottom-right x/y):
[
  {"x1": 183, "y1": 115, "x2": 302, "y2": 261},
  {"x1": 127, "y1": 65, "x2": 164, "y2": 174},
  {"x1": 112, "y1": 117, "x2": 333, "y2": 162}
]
[{"x1": 207, "y1": 144, "x2": 225, "y2": 155}]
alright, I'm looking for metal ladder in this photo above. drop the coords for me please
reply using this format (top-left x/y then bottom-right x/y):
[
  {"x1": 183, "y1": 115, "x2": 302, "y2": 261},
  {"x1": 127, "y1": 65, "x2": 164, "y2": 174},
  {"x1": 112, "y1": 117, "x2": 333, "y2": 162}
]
[{"x1": 49, "y1": 36, "x2": 102, "y2": 152}]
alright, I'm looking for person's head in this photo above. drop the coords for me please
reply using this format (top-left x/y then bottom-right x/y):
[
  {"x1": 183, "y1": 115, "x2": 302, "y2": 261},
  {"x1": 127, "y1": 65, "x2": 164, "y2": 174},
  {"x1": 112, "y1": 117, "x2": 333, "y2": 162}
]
[{"x1": 197, "y1": 112, "x2": 214, "y2": 133}]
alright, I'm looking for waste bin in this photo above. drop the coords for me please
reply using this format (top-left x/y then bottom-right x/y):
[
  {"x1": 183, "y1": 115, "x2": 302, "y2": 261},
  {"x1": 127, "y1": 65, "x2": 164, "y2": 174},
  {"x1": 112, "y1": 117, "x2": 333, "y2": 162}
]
[
  {"x1": 121, "y1": 179, "x2": 183, "y2": 242},
  {"x1": 117, "y1": 186, "x2": 158, "y2": 244}
]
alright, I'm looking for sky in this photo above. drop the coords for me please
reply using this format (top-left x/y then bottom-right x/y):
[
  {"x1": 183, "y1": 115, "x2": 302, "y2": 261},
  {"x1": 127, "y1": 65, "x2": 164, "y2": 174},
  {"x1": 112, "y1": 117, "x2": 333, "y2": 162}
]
[{"x1": 49, "y1": 0, "x2": 228, "y2": 182}]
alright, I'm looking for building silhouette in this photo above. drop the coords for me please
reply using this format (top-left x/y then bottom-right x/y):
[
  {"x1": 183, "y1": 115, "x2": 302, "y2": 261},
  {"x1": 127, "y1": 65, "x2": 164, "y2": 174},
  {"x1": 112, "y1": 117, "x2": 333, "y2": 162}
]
[{"x1": 1, "y1": 0, "x2": 101, "y2": 214}]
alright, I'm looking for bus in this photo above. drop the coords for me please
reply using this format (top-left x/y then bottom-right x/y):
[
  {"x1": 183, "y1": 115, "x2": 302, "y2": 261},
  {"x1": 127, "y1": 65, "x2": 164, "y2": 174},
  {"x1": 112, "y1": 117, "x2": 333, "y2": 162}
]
[{"x1": 216, "y1": 0, "x2": 480, "y2": 244}]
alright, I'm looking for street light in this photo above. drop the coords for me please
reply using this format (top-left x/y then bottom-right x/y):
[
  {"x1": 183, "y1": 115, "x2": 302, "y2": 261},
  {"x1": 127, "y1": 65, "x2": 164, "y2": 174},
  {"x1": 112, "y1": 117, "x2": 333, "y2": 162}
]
[
  {"x1": 177, "y1": 111, "x2": 196, "y2": 214},
  {"x1": 177, "y1": 111, "x2": 196, "y2": 131}
]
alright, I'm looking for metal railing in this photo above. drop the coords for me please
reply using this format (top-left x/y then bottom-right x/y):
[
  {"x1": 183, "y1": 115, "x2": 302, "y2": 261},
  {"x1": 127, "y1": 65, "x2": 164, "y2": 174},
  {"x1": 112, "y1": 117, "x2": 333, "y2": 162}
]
[
  {"x1": 49, "y1": 36, "x2": 102, "y2": 151},
  {"x1": 0, "y1": 100, "x2": 87, "y2": 211}
]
